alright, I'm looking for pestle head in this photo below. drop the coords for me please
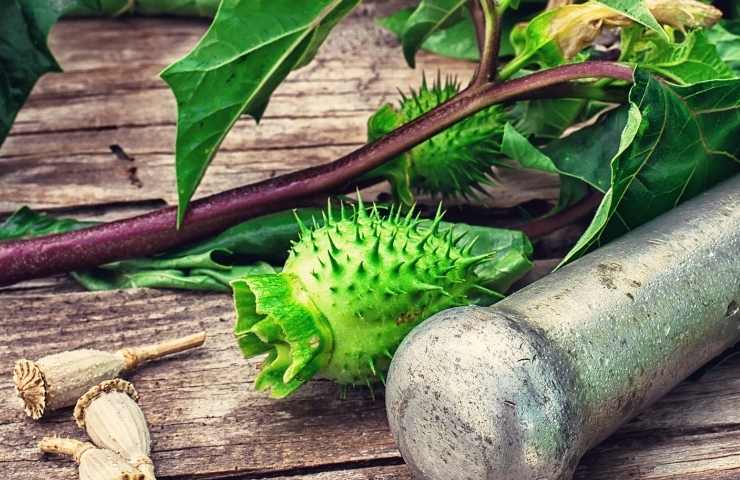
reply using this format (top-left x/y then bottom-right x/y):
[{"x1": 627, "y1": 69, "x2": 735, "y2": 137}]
[{"x1": 386, "y1": 306, "x2": 583, "y2": 480}]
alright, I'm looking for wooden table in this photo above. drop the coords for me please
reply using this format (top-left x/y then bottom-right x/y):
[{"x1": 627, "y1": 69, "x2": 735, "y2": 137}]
[{"x1": 1, "y1": 4, "x2": 740, "y2": 479}]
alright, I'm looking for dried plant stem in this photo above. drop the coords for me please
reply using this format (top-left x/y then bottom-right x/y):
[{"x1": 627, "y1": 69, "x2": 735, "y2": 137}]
[
  {"x1": 0, "y1": 62, "x2": 634, "y2": 287},
  {"x1": 39, "y1": 437, "x2": 93, "y2": 463},
  {"x1": 119, "y1": 332, "x2": 206, "y2": 370}
]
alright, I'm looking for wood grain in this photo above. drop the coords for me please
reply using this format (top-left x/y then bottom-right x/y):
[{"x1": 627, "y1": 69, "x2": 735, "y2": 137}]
[
  {"x1": 1, "y1": 3, "x2": 739, "y2": 479},
  {"x1": 0, "y1": 8, "x2": 557, "y2": 213},
  {"x1": 1, "y1": 287, "x2": 740, "y2": 480}
]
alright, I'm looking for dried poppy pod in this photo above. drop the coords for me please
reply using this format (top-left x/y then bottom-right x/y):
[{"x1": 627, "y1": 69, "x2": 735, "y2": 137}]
[
  {"x1": 13, "y1": 331, "x2": 206, "y2": 419},
  {"x1": 39, "y1": 436, "x2": 144, "y2": 480},
  {"x1": 74, "y1": 379, "x2": 155, "y2": 480}
]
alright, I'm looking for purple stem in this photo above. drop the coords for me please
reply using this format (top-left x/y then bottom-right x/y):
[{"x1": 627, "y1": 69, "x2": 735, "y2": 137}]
[
  {"x1": 469, "y1": 0, "x2": 500, "y2": 86},
  {"x1": 519, "y1": 190, "x2": 604, "y2": 238},
  {"x1": 0, "y1": 62, "x2": 634, "y2": 286}
]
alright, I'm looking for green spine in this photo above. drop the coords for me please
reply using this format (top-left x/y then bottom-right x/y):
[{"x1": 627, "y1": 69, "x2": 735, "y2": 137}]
[
  {"x1": 365, "y1": 75, "x2": 505, "y2": 204},
  {"x1": 232, "y1": 200, "x2": 493, "y2": 397}
]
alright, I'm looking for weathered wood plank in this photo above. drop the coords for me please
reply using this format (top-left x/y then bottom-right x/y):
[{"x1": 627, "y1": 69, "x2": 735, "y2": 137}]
[
  {"x1": 2, "y1": 4, "x2": 739, "y2": 480},
  {"x1": 0, "y1": 11, "x2": 558, "y2": 212},
  {"x1": 0, "y1": 289, "x2": 397, "y2": 479},
  {"x1": 1, "y1": 287, "x2": 740, "y2": 479},
  {"x1": 0, "y1": 10, "x2": 460, "y2": 210}
]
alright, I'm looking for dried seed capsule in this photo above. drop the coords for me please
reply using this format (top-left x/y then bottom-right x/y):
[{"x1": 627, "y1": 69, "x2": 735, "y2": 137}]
[
  {"x1": 39, "y1": 436, "x2": 144, "y2": 480},
  {"x1": 13, "y1": 332, "x2": 206, "y2": 419},
  {"x1": 74, "y1": 379, "x2": 155, "y2": 480}
]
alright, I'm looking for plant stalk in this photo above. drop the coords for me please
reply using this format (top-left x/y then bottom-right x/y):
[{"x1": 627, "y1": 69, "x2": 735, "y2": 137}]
[
  {"x1": 469, "y1": 0, "x2": 500, "y2": 86},
  {"x1": 0, "y1": 62, "x2": 634, "y2": 287},
  {"x1": 119, "y1": 331, "x2": 207, "y2": 370}
]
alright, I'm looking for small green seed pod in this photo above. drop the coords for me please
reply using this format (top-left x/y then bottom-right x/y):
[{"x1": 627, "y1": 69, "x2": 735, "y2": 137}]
[{"x1": 364, "y1": 76, "x2": 505, "y2": 204}]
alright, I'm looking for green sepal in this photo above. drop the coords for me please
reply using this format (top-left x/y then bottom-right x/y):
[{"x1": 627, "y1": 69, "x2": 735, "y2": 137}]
[{"x1": 232, "y1": 273, "x2": 333, "y2": 398}]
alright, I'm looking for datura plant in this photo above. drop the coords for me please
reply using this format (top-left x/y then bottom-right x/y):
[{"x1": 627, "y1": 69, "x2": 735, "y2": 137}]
[
  {"x1": 364, "y1": 77, "x2": 505, "y2": 204},
  {"x1": 232, "y1": 201, "x2": 501, "y2": 397},
  {"x1": 0, "y1": 0, "x2": 738, "y2": 295}
]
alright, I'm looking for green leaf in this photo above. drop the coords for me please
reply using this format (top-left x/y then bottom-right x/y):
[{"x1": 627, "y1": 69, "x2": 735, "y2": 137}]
[
  {"x1": 622, "y1": 29, "x2": 734, "y2": 84},
  {"x1": 0, "y1": 0, "x2": 77, "y2": 149},
  {"x1": 160, "y1": 0, "x2": 360, "y2": 224},
  {"x1": 502, "y1": 107, "x2": 630, "y2": 206},
  {"x1": 423, "y1": 219, "x2": 533, "y2": 298},
  {"x1": 68, "y1": 0, "x2": 221, "y2": 16},
  {"x1": 167, "y1": 207, "x2": 323, "y2": 264},
  {"x1": 510, "y1": 97, "x2": 605, "y2": 139},
  {"x1": 504, "y1": 9, "x2": 564, "y2": 75},
  {"x1": 72, "y1": 260, "x2": 275, "y2": 292},
  {"x1": 596, "y1": 0, "x2": 668, "y2": 39},
  {"x1": 564, "y1": 70, "x2": 740, "y2": 263},
  {"x1": 0, "y1": 207, "x2": 95, "y2": 241},
  {"x1": 705, "y1": 22, "x2": 740, "y2": 76},
  {"x1": 456, "y1": 223, "x2": 533, "y2": 297},
  {"x1": 380, "y1": 8, "x2": 480, "y2": 62},
  {"x1": 400, "y1": 0, "x2": 470, "y2": 68}
]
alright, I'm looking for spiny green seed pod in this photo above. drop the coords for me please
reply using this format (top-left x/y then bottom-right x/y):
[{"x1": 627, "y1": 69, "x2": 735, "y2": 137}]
[
  {"x1": 232, "y1": 200, "x2": 496, "y2": 398},
  {"x1": 365, "y1": 76, "x2": 505, "y2": 204}
]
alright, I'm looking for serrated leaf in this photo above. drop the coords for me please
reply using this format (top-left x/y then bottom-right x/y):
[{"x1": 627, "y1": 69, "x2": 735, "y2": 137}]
[
  {"x1": 597, "y1": 0, "x2": 668, "y2": 39},
  {"x1": 161, "y1": 0, "x2": 360, "y2": 224},
  {"x1": 400, "y1": 0, "x2": 469, "y2": 68},
  {"x1": 563, "y1": 70, "x2": 740, "y2": 263},
  {"x1": 623, "y1": 29, "x2": 734, "y2": 84},
  {"x1": 504, "y1": 107, "x2": 632, "y2": 190}
]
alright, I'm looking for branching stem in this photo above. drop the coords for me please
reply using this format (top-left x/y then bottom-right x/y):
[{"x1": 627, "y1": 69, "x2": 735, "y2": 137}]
[{"x1": 0, "y1": 62, "x2": 633, "y2": 286}]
